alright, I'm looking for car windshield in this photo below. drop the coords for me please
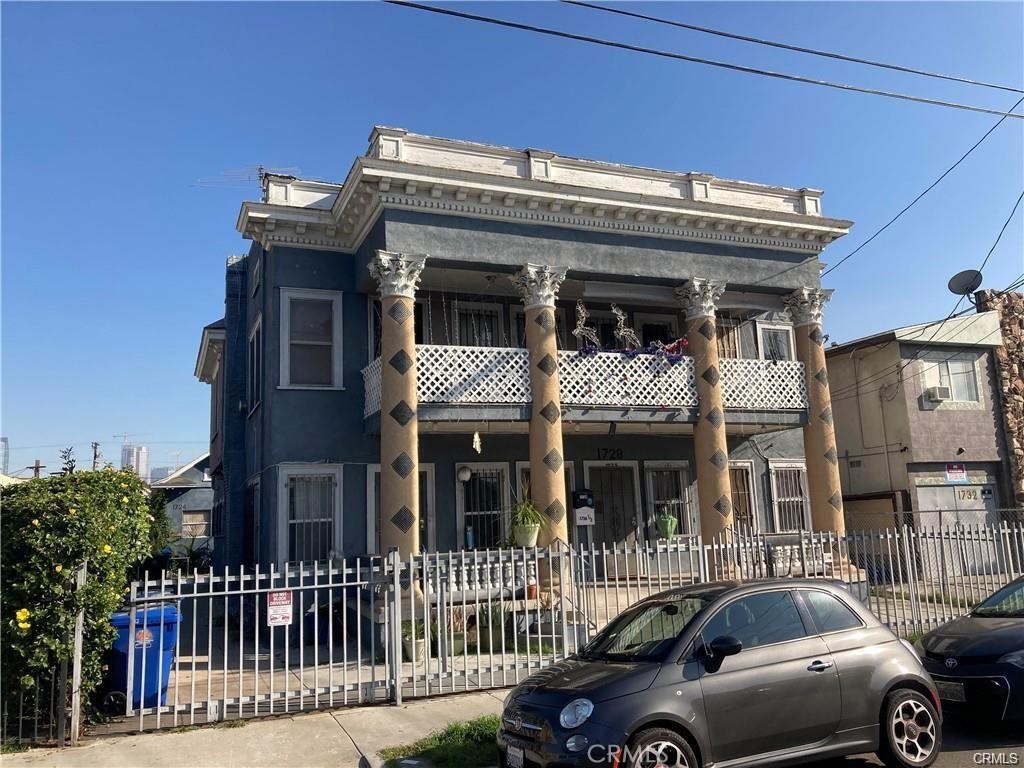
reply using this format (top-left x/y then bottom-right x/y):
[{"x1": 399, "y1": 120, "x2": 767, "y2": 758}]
[
  {"x1": 577, "y1": 594, "x2": 714, "y2": 662},
  {"x1": 972, "y1": 580, "x2": 1024, "y2": 618}
]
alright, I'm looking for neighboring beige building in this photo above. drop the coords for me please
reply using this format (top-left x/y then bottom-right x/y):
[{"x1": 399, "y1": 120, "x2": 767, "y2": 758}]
[{"x1": 827, "y1": 309, "x2": 1019, "y2": 529}]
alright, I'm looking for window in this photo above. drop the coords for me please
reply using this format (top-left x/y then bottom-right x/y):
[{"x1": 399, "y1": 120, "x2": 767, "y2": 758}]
[
  {"x1": 802, "y1": 590, "x2": 863, "y2": 633},
  {"x1": 251, "y1": 256, "x2": 261, "y2": 297},
  {"x1": 211, "y1": 366, "x2": 223, "y2": 439},
  {"x1": 281, "y1": 288, "x2": 343, "y2": 388},
  {"x1": 279, "y1": 465, "x2": 342, "y2": 563},
  {"x1": 181, "y1": 509, "x2": 211, "y2": 538},
  {"x1": 758, "y1": 323, "x2": 795, "y2": 361},
  {"x1": 717, "y1": 318, "x2": 741, "y2": 359},
  {"x1": 367, "y1": 465, "x2": 435, "y2": 553},
  {"x1": 211, "y1": 499, "x2": 225, "y2": 538},
  {"x1": 371, "y1": 299, "x2": 429, "y2": 360},
  {"x1": 770, "y1": 464, "x2": 810, "y2": 532},
  {"x1": 729, "y1": 463, "x2": 756, "y2": 530},
  {"x1": 700, "y1": 591, "x2": 808, "y2": 649},
  {"x1": 248, "y1": 317, "x2": 262, "y2": 413},
  {"x1": 455, "y1": 302, "x2": 504, "y2": 347},
  {"x1": 634, "y1": 313, "x2": 680, "y2": 348},
  {"x1": 644, "y1": 464, "x2": 694, "y2": 537},
  {"x1": 458, "y1": 464, "x2": 510, "y2": 549},
  {"x1": 938, "y1": 357, "x2": 979, "y2": 402},
  {"x1": 582, "y1": 594, "x2": 714, "y2": 662}
]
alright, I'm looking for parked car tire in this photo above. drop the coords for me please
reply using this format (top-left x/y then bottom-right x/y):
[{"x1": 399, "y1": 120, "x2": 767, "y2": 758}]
[
  {"x1": 627, "y1": 726, "x2": 699, "y2": 768},
  {"x1": 876, "y1": 689, "x2": 941, "y2": 768}
]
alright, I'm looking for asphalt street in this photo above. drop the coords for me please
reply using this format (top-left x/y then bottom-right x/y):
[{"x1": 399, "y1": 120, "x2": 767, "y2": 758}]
[{"x1": 807, "y1": 714, "x2": 1023, "y2": 768}]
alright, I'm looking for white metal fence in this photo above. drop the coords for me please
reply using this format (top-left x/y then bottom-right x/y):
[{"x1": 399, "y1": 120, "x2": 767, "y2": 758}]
[{"x1": 98, "y1": 521, "x2": 1023, "y2": 734}]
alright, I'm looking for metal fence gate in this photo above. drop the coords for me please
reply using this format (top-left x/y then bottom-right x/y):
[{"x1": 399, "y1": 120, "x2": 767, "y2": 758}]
[{"x1": 96, "y1": 522, "x2": 1023, "y2": 735}]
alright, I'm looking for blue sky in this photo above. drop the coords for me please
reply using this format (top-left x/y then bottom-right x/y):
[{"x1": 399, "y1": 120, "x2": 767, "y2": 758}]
[{"x1": 2, "y1": 1, "x2": 1022, "y2": 475}]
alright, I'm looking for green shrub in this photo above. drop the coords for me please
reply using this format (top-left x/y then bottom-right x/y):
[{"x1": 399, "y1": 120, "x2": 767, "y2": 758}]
[{"x1": 1, "y1": 468, "x2": 153, "y2": 713}]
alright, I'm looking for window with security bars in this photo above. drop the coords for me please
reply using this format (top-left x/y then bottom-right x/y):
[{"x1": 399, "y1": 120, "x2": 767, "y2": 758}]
[
  {"x1": 729, "y1": 466, "x2": 755, "y2": 530},
  {"x1": 287, "y1": 473, "x2": 337, "y2": 562},
  {"x1": 938, "y1": 358, "x2": 979, "y2": 402},
  {"x1": 463, "y1": 468, "x2": 508, "y2": 549},
  {"x1": 771, "y1": 465, "x2": 809, "y2": 532},
  {"x1": 181, "y1": 509, "x2": 211, "y2": 538},
  {"x1": 646, "y1": 467, "x2": 692, "y2": 536},
  {"x1": 456, "y1": 305, "x2": 503, "y2": 347},
  {"x1": 717, "y1": 318, "x2": 740, "y2": 358}
]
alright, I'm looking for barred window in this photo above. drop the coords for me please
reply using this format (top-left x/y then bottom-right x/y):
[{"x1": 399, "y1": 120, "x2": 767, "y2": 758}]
[
  {"x1": 771, "y1": 465, "x2": 809, "y2": 532},
  {"x1": 462, "y1": 466, "x2": 509, "y2": 549},
  {"x1": 284, "y1": 468, "x2": 341, "y2": 563}
]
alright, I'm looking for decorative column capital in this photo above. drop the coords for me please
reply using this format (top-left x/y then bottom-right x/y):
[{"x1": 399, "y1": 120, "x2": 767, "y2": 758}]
[
  {"x1": 675, "y1": 278, "x2": 726, "y2": 319},
  {"x1": 511, "y1": 263, "x2": 568, "y2": 309},
  {"x1": 368, "y1": 250, "x2": 427, "y2": 299},
  {"x1": 784, "y1": 287, "x2": 833, "y2": 326}
]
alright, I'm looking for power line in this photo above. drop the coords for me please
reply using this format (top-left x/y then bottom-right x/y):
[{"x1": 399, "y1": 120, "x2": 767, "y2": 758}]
[
  {"x1": 977, "y1": 190, "x2": 1024, "y2": 275},
  {"x1": 562, "y1": 0, "x2": 1024, "y2": 94},
  {"x1": 821, "y1": 95, "x2": 1024, "y2": 278},
  {"x1": 384, "y1": 1, "x2": 1024, "y2": 120}
]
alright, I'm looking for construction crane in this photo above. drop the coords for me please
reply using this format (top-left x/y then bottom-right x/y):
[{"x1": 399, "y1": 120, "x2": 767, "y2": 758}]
[{"x1": 113, "y1": 432, "x2": 149, "y2": 443}]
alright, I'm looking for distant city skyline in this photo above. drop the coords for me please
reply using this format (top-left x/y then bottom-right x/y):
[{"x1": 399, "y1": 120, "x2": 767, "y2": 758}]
[{"x1": 120, "y1": 443, "x2": 149, "y2": 481}]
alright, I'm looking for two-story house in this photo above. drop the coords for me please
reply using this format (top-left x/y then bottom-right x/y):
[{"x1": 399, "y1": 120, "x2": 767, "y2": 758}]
[
  {"x1": 196, "y1": 127, "x2": 853, "y2": 568},
  {"x1": 827, "y1": 309, "x2": 1017, "y2": 529}
]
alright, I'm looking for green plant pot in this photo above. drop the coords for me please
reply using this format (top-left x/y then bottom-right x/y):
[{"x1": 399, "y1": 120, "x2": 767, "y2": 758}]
[
  {"x1": 657, "y1": 516, "x2": 678, "y2": 539},
  {"x1": 512, "y1": 523, "x2": 541, "y2": 547},
  {"x1": 402, "y1": 635, "x2": 425, "y2": 663}
]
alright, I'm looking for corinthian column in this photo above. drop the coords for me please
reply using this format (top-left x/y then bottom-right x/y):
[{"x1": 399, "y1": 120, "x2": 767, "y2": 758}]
[
  {"x1": 676, "y1": 278, "x2": 734, "y2": 544},
  {"x1": 368, "y1": 250, "x2": 427, "y2": 555},
  {"x1": 512, "y1": 264, "x2": 569, "y2": 547},
  {"x1": 785, "y1": 287, "x2": 844, "y2": 534}
]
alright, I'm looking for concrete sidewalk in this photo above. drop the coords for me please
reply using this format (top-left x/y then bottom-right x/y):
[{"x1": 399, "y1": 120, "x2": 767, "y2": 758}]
[{"x1": 2, "y1": 690, "x2": 509, "y2": 768}]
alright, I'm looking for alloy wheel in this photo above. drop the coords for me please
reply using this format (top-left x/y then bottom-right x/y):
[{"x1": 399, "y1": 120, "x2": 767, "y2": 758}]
[
  {"x1": 631, "y1": 740, "x2": 691, "y2": 768},
  {"x1": 889, "y1": 698, "x2": 937, "y2": 765}
]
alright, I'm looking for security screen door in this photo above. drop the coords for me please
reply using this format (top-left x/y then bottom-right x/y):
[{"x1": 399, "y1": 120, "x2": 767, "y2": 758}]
[{"x1": 590, "y1": 466, "x2": 638, "y2": 548}]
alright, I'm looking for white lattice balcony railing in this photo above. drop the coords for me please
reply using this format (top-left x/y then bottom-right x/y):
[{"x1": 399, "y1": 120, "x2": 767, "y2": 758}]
[{"x1": 362, "y1": 345, "x2": 807, "y2": 417}]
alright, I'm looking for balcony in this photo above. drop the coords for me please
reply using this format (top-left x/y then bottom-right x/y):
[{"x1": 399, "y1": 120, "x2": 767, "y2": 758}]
[{"x1": 362, "y1": 345, "x2": 807, "y2": 422}]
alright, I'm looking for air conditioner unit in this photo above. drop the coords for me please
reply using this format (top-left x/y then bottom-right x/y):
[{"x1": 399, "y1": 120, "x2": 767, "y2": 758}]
[{"x1": 925, "y1": 386, "x2": 951, "y2": 402}]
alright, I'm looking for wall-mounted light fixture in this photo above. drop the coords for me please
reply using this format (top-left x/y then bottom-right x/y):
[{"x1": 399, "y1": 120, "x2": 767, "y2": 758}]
[{"x1": 457, "y1": 465, "x2": 472, "y2": 483}]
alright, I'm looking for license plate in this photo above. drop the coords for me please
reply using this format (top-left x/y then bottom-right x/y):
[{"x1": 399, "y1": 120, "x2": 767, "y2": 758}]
[
  {"x1": 936, "y1": 680, "x2": 966, "y2": 702},
  {"x1": 507, "y1": 745, "x2": 524, "y2": 768}
]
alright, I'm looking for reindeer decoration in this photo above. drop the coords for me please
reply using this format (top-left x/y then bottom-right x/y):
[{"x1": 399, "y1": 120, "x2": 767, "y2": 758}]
[
  {"x1": 571, "y1": 299, "x2": 601, "y2": 350},
  {"x1": 611, "y1": 304, "x2": 642, "y2": 350}
]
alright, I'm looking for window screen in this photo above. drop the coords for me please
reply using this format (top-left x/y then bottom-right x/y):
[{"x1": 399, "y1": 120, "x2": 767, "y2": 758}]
[{"x1": 939, "y1": 358, "x2": 979, "y2": 402}]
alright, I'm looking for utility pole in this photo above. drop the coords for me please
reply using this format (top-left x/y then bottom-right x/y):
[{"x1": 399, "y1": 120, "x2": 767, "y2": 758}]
[
  {"x1": 28, "y1": 459, "x2": 45, "y2": 478},
  {"x1": 91, "y1": 442, "x2": 101, "y2": 470}
]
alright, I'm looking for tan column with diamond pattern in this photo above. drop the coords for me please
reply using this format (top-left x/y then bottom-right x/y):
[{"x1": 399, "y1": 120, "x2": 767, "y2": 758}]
[
  {"x1": 676, "y1": 279, "x2": 734, "y2": 545},
  {"x1": 785, "y1": 288, "x2": 845, "y2": 534},
  {"x1": 369, "y1": 251, "x2": 427, "y2": 556},
  {"x1": 513, "y1": 264, "x2": 569, "y2": 547}
]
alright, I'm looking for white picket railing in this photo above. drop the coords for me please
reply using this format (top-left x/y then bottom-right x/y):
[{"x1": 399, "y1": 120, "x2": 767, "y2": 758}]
[{"x1": 362, "y1": 344, "x2": 808, "y2": 416}]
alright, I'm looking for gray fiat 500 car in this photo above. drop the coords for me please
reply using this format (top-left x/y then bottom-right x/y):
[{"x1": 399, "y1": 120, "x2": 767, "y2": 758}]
[{"x1": 498, "y1": 579, "x2": 941, "y2": 768}]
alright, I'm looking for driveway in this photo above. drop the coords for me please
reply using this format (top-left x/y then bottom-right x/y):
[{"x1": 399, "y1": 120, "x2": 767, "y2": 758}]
[{"x1": 810, "y1": 714, "x2": 1022, "y2": 767}]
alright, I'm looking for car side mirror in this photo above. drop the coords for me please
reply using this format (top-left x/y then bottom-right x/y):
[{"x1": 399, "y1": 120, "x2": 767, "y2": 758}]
[
  {"x1": 710, "y1": 635, "x2": 742, "y2": 658},
  {"x1": 700, "y1": 635, "x2": 742, "y2": 672}
]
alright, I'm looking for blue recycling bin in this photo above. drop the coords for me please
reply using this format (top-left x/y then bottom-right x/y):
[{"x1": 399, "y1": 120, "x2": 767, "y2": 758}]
[{"x1": 110, "y1": 602, "x2": 180, "y2": 709}]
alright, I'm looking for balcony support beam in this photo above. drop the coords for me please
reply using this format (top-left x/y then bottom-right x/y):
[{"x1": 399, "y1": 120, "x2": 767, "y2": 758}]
[
  {"x1": 368, "y1": 250, "x2": 427, "y2": 556},
  {"x1": 785, "y1": 287, "x2": 845, "y2": 534},
  {"x1": 677, "y1": 279, "x2": 735, "y2": 545},
  {"x1": 513, "y1": 264, "x2": 570, "y2": 547}
]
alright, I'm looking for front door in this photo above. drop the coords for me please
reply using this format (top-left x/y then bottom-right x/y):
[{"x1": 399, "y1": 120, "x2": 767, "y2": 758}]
[{"x1": 589, "y1": 465, "x2": 639, "y2": 549}]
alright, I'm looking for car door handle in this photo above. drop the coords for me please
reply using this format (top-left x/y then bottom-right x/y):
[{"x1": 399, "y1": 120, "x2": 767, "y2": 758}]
[{"x1": 807, "y1": 660, "x2": 834, "y2": 673}]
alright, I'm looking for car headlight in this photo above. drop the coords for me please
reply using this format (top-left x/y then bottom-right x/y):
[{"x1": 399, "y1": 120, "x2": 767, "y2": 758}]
[
  {"x1": 559, "y1": 698, "x2": 594, "y2": 729},
  {"x1": 998, "y1": 650, "x2": 1024, "y2": 669}
]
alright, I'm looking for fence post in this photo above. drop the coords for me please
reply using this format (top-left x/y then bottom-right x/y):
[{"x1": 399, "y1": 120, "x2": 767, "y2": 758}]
[
  {"x1": 69, "y1": 561, "x2": 87, "y2": 746},
  {"x1": 387, "y1": 550, "x2": 402, "y2": 706},
  {"x1": 900, "y1": 527, "x2": 922, "y2": 637}
]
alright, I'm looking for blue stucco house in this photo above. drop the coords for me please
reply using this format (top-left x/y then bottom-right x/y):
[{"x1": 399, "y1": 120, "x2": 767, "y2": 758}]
[{"x1": 196, "y1": 127, "x2": 853, "y2": 568}]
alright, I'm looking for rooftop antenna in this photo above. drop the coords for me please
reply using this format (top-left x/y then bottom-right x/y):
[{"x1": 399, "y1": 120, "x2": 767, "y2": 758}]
[
  {"x1": 192, "y1": 165, "x2": 302, "y2": 189},
  {"x1": 947, "y1": 269, "x2": 983, "y2": 305}
]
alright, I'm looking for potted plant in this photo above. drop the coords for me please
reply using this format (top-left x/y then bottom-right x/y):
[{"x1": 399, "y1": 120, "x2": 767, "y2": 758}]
[
  {"x1": 442, "y1": 607, "x2": 467, "y2": 656},
  {"x1": 511, "y1": 493, "x2": 545, "y2": 548},
  {"x1": 657, "y1": 512, "x2": 678, "y2": 540},
  {"x1": 401, "y1": 620, "x2": 426, "y2": 663}
]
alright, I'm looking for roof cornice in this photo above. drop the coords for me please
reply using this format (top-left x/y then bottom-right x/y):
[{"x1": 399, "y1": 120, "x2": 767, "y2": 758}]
[{"x1": 239, "y1": 127, "x2": 853, "y2": 255}]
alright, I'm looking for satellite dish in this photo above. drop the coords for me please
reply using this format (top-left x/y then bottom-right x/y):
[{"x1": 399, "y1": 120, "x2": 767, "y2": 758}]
[{"x1": 947, "y1": 269, "x2": 983, "y2": 296}]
